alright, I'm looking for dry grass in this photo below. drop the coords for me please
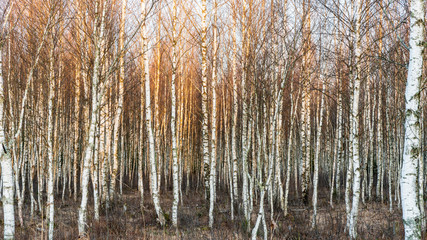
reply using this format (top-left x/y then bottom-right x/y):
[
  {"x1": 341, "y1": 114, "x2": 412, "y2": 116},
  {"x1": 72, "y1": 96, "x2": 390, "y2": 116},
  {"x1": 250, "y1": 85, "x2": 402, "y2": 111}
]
[{"x1": 0, "y1": 182, "x2": 417, "y2": 239}]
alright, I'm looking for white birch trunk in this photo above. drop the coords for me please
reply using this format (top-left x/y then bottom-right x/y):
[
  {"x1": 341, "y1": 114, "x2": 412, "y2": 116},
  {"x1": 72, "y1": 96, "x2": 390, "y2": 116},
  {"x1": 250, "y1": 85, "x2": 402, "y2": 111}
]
[
  {"x1": 252, "y1": 98, "x2": 277, "y2": 240},
  {"x1": 138, "y1": 57, "x2": 145, "y2": 210},
  {"x1": 386, "y1": 90, "x2": 393, "y2": 212},
  {"x1": 171, "y1": 0, "x2": 179, "y2": 227},
  {"x1": 345, "y1": 142, "x2": 353, "y2": 230},
  {"x1": 209, "y1": 0, "x2": 218, "y2": 228},
  {"x1": 400, "y1": 0, "x2": 424, "y2": 237},
  {"x1": 377, "y1": 86, "x2": 383, "y2": 200},
  {"x1": 0, "y1": 31, "x2": 14, "y2": 240},
  {"x1": 201, "y1": 0, "x2": 210, "y2": 198},
  {"x1": 231, "y1": 4, "x2": 239, "y2": 202},
  {"x1": 78, "y1": 1, "x2": 106, "y2": 235},
  {"x1": 111, "y1": 0, "x2": 127, "y2": 198},
  {"x1": 419, "y1": 89, "x2": 425, "y2": 229},
  {"x1": 312, "y1": 81, "x2": 325, "y2": 228},
  {"x1": 93, "y1": 59, "x2": 107, "y2": 221},
  {"x1": 330, "y1": 18, "x2": 341, "y2": 206},
  {"x1": 74, "y1": 6, "x2": 85, "y2": 200},
  {"x1": 348, "y1": 1, "x2": 363, "y2": 236},
  {"x1": 368, "y1": 92, "x2": 375, "y2": 201},
  {"x1": 138, "y1": 125, "x2": 144, "y2": 210},
  {"x1": 1, "y1": 5, "x2": 44, "y2": 238},
  {"x1": 251, "y1": 184, "x2": 267, "y2": 240},
  {"x1": 335, "y1": 89, "x2": 343, "y2": 200},
  {"x1": 47, "y1": 40, "x2": 55, "y2": 240},
  {"x1": 300, "y1": 1, "x2": 312, "y2": 204},
  {"x1": 284, "y1": 83, "x2": 297, "y2": 216},
  {"x1": 240, "y1": 0, "x2": 251, "y2": 225},
  {"x1": 154, "y1": 8, "x2": 162, "y2": 196},
  {"x1": 100, "y1": 99, "x2": 109, "y2": 208},
  {"x1": 141, "y1": 0, "x2": 165, "y2": 225},
  {"x1": 103, "y1": 94, "x2": 112, "y2": 207},
  {"x1": 301, "y1": 85, "x2": 311, "y2": 204},
  {"x1": 93, "y1": 113, "x2": 100, "y2": 221}
]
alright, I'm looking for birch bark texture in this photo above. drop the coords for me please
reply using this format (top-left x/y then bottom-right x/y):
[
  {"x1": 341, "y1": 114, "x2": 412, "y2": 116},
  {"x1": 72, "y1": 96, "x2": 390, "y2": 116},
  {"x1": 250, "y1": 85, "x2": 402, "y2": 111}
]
[
  {"x1": 78, "y1": 1, "x2": 106, "y2": 235},
  {"x1": 0, "y1": 6, "x2": 14, "y2": 239},
  {"x1": 348, "y1": 0, "x2": 363, "y2": 237},
  {"x1": 47, "y1": 36, "x2": 55, "y2": 240},
  {"x1": 171, "y1": 0, "x2": 179, "y2": 227},
  {"x1": 400, "y1": 0, "x2": 424, "y2": 238},
  {"x1": 201, "y1": 0, "x2": 210, "y2": 199},
  {"x1": 142, "y1": 0, "x2": 165, "y2": 226},
  {"x1": 209, "y1": 0, "x2": 218, "y2": 228},
  {"x1": 111, "y1": 0, "x2": 127, "y2": 198}
]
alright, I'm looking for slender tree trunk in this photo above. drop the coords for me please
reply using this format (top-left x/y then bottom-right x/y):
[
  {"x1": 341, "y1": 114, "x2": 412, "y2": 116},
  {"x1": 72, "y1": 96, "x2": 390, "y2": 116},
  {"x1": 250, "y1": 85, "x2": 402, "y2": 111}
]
[
  {"x1": 93, "y1": 112, "x2": 100, "y2": 221},
  {"x1": 138, "y1": 56, "x2": 145, "y2": 211},
  {"x1": 141, "y1": 0, "x2": 165, "y2": 225},
  {"x1": 0, "y1": 10, "x2": 14, "y2": 237},
  {"x1": 368, "y1": 89, "x2": 375, "y2": 201},
  {"x1": 78, "y1": 1, "x2": 106, "y2": 235},
  {"x1": 284, "y1": 84, "x2": 299, "y2": 216},
  {"x1": 209, "y1": 0, "x2": 218, "y2": 228},
  {"x1": 312, "y1": 81, "x2": 325, "y2": 228},
  {"x1": 348, "y1": 0, "x2": 363, "y2": 237},
  {"x1": 330, "y1": 16, "x2": 342, "y2": 206},
  {"x1": 400, "y1": 0, "x2": 424, "y2": 237},
  {"x1": 231, "y1": 3, "x2": 239, "y2": 203},
  {"x1": 241, "y1": 0, "x2": 251, "y2": 225},
  {"x1": 377, "y1": 87, "x2": 383, "y2": 200},
  {"x1": 201, "y1": 0, "x2": 210, "y2": 199},
  {"x1": 300, "y1": 0, "x2": 312, "y2": 204},
  {"x1": 47, "y1": 37, "x2": 55, "y2": 240},
  {"x1": 171, "y1": 0, "x2": 179, "y2": 226},
  {"x1": 111, "y1": 0, "x2": 127, "y2": 199},
  {"x1": 1, "y1": 5, "x2": 47, "y2": 238},
  {"x1": 419, "y1": 89, "x2": 425, "y2": 229}
]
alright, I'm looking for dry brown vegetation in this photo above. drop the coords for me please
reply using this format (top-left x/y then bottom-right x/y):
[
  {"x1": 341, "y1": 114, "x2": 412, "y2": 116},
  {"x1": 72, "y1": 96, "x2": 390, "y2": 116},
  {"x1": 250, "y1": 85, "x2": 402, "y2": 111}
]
[
  {"x1": 5, "y1": 179, "x2": 409, "y2": 240},
  {"x1": 0, "y1": 0, "x2": 425, "y2": 238}
]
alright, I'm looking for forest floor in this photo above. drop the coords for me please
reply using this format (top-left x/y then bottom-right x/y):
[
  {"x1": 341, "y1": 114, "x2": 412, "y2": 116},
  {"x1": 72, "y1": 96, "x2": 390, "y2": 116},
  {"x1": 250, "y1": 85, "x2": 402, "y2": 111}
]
[{"x1": 6, "y1": 183, "x2": 409, "y2": 239}]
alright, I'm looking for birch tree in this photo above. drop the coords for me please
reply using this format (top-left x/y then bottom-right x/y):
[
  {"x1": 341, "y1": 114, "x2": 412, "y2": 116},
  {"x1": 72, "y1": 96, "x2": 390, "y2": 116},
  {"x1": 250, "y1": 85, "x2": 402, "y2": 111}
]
[
  {"x1": 312, "y1": 80, "x2": 325, "y2": 228},
  {"x1": 78, "y1": 0, "x2": 106, "y2": 235},
  {"x1": 1, "y1": 3, "x2": 53, "y2": 238},
  {"x1": 47, "y1": 29, "x2": 56, "y2": 240},
  {"x1": 201, "y1": 0, "x2": 210, "y2": 198},
  {"x1": 300, "y1": 0, "x2": 312, "y2": 204},
  {"x1": 111, "y1": 0, "x2": 127, "y2": 198},
  {"x1": 0, "y1": 5, "x2": 14, "y2": 240},
  {"x1": 209, "y1": 0, "x2": 218, "y2": 228},
  {"x1": 0, "y1": 0, "x2": 423, "y2": 238},
  {"x1": 142, "y1": 0, "x2": 165, "y2": 226},
  {"x1": 400, "y1": 0, "x2": 424, "y2": 237},
  {"x1": 348, "y1": 0, "x2": 363, "y2": 237},
  {"x1": 171, "y1": 0, "x2": 179, "y2": 227},
  {"x1": 231, "y1": 0, "x2": 239, "y2": 204}
]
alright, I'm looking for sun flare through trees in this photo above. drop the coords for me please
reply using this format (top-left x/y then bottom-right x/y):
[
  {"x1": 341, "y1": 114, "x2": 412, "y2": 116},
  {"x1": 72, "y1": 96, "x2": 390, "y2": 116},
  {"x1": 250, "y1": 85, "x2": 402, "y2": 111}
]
[{"x1": 0, "y1": 0, "x2": 426, "y2": 239}]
